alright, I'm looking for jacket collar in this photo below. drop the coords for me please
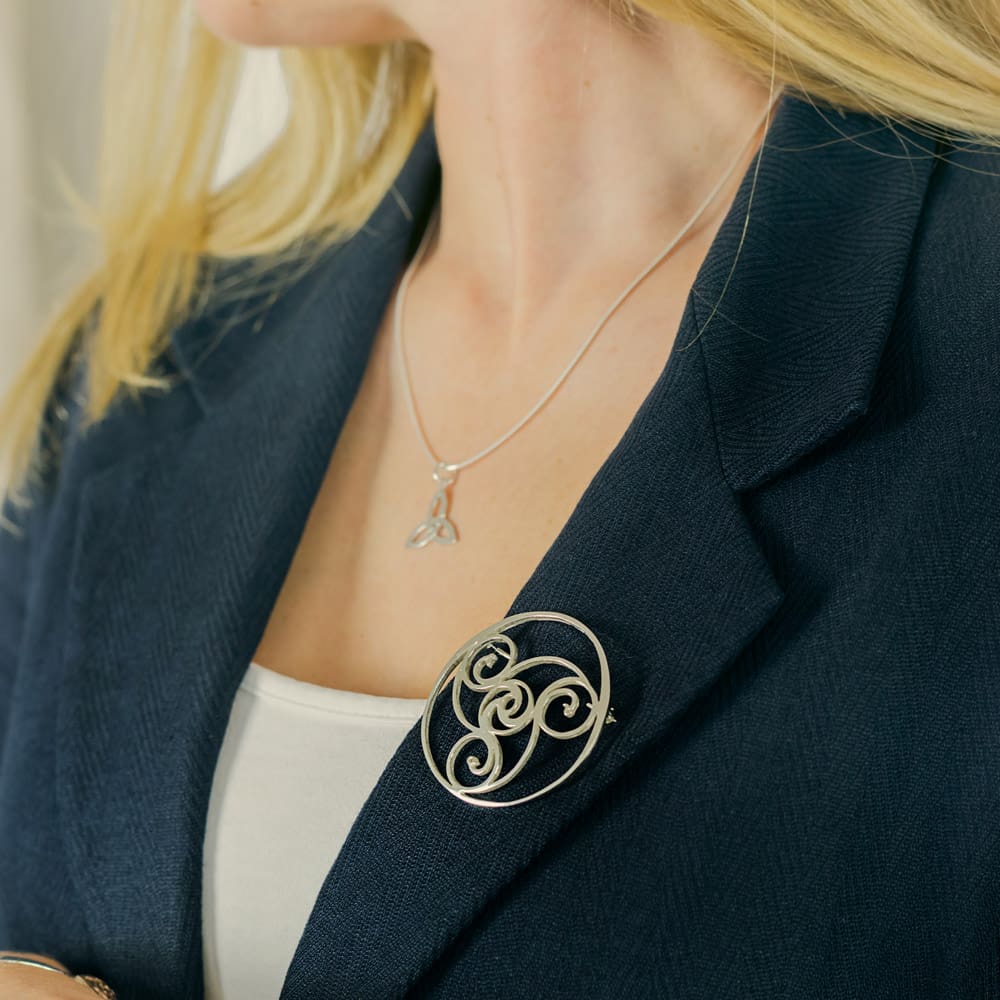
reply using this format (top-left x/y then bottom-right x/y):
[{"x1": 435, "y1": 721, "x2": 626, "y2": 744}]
[
  {"x1": 690, "y1": 96, "x2": 940, "y2": 490},
  {"x1": 54, "y1": 89, "x2": 940, "y2": 999}
]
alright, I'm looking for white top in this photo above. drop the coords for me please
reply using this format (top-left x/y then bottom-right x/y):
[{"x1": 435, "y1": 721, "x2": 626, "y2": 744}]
[{"x1": 202, "y1": 660, "x2": 426, "y2": 1000}]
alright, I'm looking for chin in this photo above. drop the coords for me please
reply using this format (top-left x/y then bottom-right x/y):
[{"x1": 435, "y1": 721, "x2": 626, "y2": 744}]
[{"x1": 192, "y1": 0, "x2": 413, "y2": 47}]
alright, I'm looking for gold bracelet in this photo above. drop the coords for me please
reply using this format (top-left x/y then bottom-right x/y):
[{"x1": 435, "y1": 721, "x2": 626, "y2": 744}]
[
  {"x1": 0, "y1": 955, "x2": 117, "y2": 998},
  {"x1": 72, "y1": 971, "x2": 118, "y2": 999}
]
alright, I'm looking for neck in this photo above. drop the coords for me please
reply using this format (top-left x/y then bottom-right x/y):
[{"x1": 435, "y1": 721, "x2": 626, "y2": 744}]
[{"x1": 397, "y1": 1, "x2": 776, "y2": 337}]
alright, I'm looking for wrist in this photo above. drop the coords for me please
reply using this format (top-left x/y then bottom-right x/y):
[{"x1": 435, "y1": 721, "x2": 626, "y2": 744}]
[{"x1": 0, "y1": 954, "x2": 116, "y2": 999}]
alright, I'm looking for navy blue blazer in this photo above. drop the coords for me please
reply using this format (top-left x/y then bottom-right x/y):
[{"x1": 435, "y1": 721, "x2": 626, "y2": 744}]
[{"x1": 2, "y1": 89, "x2": 999, "y2": 999}]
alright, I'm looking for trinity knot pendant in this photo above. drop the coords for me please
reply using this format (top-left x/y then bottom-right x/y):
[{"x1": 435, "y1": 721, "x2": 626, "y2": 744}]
[{"x1": 406, "y1": 461, "x2": 459, "y2": 548}]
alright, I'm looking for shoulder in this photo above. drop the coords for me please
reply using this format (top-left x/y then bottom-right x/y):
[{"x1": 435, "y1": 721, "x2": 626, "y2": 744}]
[
  {"x1": 893, "y1": 139, "x2": 1000, "y2": 436},
  {"x1": 909, "y1": 139, "x2": 1000, "y2": 326}
]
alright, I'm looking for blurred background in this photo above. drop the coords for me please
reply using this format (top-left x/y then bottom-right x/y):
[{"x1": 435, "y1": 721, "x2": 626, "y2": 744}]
[{"x1": 0, "y1": 1, "x2": 288, "y2": 399}]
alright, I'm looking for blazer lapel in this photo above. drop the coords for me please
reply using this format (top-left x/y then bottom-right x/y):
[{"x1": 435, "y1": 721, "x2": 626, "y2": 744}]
[
  {"x1": 277, "y1": 279, "x2": 786, "y2": 1000},
  {"x1": 54, "y1": 122, "x2": 443, "y2": 996},
  {"x1": 52, "y1": 88, "x2": 940, "y2": 1000},
  {"x1": 278, "y1": 94, "x2": 941, "y2": 999}
]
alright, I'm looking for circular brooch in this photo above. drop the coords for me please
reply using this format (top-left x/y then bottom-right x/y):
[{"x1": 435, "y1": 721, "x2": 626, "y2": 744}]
[{"x1": 420, "y1": 610, "x2": 612, "y2": 807}]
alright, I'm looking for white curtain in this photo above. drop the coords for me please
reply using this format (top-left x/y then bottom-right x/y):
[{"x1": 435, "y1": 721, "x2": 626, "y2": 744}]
[
  {"x1": 0, "y1": 2, "x2": 35, "y2": 399},
  {"x1": 0, "y1": 0, "x2": 112, "y2": 399},
  {"x1": 0, "y1": 2, "x2": 286, "y2": 401}
]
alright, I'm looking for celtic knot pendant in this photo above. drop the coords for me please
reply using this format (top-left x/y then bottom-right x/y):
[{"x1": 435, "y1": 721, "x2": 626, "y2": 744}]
[
  {"x1": 406, "y1": 461, "x2": 460, "y2": 548},
  {"x1": 421, "y1": 611, "x2": 613, "y2": 807}
]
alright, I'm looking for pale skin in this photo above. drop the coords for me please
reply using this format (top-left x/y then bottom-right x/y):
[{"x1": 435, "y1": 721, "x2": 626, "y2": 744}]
[
  {"x1": 5, "y1": 0, "x2": 773, "y2": 987},
  {"x1": 205, "y1": 0, "x2": 776, "y2": 701}
]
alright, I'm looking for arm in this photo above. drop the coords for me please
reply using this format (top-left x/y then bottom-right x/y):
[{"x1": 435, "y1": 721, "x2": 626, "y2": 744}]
[
  {"x1": 0, "y1": 489, "x2": 32, "y2": 764},
  {"x1": 0, "y1": 338, "x2": 88, "y2": 973},
  {"x1": 0, "y1": 528, "x2": 105, "y2": 997},
  {"x1": 0, "y1": 331, "x2": 88, "y2": 754}
]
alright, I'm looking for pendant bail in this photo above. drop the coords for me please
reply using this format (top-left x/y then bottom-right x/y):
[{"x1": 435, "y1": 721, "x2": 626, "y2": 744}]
[{"x1": 432, "y1": 460, "x2": 458, "y2": 487}]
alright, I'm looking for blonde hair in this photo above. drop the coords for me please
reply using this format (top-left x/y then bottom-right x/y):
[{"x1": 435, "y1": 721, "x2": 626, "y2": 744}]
[{"x1": 2, "y1": 0, "x2": 999, "y2": 530}]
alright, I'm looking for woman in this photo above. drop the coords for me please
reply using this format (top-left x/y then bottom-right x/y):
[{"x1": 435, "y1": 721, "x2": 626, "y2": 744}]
[{"x1": 1, "y1": 0, "x2": 998, "y2": 995}]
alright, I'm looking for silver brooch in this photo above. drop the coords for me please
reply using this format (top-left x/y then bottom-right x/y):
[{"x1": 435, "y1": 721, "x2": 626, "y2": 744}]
[{"x1": 420, "y1": 610, "x2": 614, "y2": 808}]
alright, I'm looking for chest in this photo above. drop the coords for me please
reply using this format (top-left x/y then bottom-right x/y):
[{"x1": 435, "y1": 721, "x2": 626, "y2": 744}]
[{"x1": 251, "y1": 284, "x2": 690, "y2": 699}]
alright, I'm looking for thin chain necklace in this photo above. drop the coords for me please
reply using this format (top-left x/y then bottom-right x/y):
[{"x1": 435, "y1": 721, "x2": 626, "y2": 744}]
[{"x1": 396, "y1": 89, "x2": 783, "y2": 549}]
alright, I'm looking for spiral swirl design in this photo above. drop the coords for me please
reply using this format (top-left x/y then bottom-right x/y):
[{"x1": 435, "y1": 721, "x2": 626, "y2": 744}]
[{"x1": 421, "y1": 611, "x2": 612, "y2": 807}]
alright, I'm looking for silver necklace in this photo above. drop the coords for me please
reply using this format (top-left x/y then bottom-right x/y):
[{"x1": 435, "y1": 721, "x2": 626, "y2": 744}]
[{"x1": 396, "y1": 90, "x2": 783, "y2": 549}]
